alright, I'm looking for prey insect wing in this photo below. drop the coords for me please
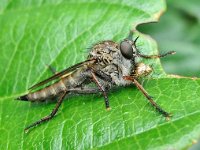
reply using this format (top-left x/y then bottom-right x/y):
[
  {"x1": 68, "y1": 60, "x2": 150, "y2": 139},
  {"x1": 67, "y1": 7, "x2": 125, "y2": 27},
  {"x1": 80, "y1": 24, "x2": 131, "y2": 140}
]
[{"x1": 29, "y1": 59, "x2": 96, "y2": 90}]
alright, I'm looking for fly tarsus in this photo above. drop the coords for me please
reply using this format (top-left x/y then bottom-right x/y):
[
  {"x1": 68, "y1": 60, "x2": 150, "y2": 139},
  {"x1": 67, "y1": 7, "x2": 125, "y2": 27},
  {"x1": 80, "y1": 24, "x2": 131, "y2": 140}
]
[
  {"x1": 146, "y1": 94, "x2": 171, "y2": 119},
  {"x1": 24, "y1": 91, "x2": 68, "y2": 133},
  {"x1": 24, "y1": 116, "x2": 51, "y2": 133},
  {"x1": 123, "y1": 76, "x2": 171, "y2": 119}
]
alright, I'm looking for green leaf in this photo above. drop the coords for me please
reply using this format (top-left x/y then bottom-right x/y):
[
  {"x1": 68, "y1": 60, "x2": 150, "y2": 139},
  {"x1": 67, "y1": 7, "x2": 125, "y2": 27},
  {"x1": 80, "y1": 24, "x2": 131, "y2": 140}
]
[{"x1": 0, "y1": 1, "x2": 199, "y2": 150}]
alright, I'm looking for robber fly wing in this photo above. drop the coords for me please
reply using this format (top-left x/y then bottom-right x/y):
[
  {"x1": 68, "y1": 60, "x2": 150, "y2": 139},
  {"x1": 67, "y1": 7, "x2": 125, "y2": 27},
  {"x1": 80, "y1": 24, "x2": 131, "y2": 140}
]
[{"x1": 28, "y1": 59, "x2": 96, "y2": 90}]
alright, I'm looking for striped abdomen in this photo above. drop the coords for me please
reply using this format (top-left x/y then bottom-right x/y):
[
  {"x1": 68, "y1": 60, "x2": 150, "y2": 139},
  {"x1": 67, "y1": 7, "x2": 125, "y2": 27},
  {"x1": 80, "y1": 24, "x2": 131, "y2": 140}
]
[{"x1": 17, "y1": 66, "x2": 88, "y2": 101}]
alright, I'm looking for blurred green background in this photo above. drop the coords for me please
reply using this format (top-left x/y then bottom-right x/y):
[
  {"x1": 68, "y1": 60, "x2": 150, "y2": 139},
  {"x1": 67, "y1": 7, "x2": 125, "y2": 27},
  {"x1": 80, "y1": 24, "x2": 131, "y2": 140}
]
[{"x1": 138, "y1": 0, "x2": 200, "y2": 77}]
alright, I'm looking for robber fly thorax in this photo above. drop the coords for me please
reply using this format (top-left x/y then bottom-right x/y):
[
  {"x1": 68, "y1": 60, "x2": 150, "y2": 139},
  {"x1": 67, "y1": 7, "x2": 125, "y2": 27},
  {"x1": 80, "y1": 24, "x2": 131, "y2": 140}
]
[
  {"x1": 16, "y1": 30, "x2": 175, "y2": 132},
  {"x1": 88, "y1": 40, "x2": 135, "y2": 86}
]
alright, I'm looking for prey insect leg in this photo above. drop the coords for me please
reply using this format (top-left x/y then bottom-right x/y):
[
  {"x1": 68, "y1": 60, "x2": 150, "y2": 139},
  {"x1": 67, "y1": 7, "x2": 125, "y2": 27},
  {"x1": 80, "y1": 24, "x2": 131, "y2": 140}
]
[
  {"x1": 123, "y1": 76, "x2": 171, "y2": 119},
  {"x1": 91, "y1": 72, "x2": 110, "y2": 110},
  {"x1": 24, "y1": 91, "x2": 68, "y2": 133}
]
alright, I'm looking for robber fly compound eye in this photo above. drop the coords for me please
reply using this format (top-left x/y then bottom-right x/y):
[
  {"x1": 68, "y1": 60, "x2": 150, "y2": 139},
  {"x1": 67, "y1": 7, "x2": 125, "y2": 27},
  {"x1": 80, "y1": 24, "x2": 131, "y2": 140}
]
[{"x1": 120, "y1": 40, "x2": 133, "y2": 59}]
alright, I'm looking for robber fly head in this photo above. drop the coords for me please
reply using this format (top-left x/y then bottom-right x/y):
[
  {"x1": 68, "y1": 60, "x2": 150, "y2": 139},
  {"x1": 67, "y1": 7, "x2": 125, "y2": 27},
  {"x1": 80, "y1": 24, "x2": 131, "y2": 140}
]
[{"x1": 119, "y1": 36, "x2": 139, "y2": 60}]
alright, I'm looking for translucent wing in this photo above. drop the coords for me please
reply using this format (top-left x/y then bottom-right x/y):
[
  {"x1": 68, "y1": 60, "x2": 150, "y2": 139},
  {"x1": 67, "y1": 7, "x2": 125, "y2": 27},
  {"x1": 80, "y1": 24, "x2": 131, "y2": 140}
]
[{"x1": 29, "y1": 59, "x2": 96, "y2": 90}]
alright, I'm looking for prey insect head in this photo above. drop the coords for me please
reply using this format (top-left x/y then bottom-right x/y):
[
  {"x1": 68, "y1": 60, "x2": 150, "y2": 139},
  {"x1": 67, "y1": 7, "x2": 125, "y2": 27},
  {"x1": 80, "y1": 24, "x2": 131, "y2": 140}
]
[
  {"x1": 135, "y1": 63, "x2": 153, "y2": 77},
  {"x1": 119, "y1": 36, "x2": 139, "y2": 60}
]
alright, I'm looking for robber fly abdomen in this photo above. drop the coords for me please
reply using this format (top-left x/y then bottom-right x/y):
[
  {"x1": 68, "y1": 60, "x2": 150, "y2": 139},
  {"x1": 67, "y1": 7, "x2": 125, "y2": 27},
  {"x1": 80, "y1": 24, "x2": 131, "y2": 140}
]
[
  {"x1": 17, "y1": 80, "x2": 66, "y2": 101},
  {"x1": 17, "y1": 60, "x2": 95, "y2": 102},
  {"x1": 18, "y1": 77, "x2": 73, "y2": 101}
]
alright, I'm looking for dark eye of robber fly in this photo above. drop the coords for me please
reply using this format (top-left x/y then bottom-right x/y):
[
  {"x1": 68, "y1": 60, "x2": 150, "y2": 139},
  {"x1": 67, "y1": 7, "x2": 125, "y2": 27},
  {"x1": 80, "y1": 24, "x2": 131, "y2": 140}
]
[{"x1": 120, "y1": 40, "x2": 134, "y2": 59}]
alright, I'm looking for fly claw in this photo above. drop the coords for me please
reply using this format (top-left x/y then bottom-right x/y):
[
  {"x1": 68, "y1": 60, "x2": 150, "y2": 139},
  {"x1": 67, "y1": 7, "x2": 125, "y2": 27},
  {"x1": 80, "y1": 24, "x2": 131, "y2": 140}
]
[{"x1": 17, "y1": 30, "x2": 175, "y2": 132}]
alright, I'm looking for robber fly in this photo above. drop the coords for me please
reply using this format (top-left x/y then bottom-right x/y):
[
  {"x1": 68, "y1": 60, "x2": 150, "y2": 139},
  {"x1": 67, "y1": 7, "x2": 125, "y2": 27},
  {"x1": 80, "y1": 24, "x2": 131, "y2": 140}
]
[{"x1": 17, "y1": 30, "x2": 175, "y2": 132}]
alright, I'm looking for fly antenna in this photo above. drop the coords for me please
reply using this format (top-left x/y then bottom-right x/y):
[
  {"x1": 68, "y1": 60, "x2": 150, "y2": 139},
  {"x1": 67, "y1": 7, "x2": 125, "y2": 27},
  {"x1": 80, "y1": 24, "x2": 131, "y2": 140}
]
[{"x1": 134, "y1": 36, "x2": 139, "y2": 45}]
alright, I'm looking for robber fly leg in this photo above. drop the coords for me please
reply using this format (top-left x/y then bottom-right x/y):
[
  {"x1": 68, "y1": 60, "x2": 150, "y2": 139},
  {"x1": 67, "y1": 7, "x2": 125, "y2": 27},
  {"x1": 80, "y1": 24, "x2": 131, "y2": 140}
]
[
  {"x1": 91, "y1": 69, "x2": 112, "y2": 82},
  {"x1": 123, "y1": 76, "x2": 171, "y2": 119},
  {"x1": 91, "y1": 72, "x2": 110, "y2": 110},
  {"x1": 24, "y1": 91, "x2": 68, "y2": 133},
  {"x1": 138, "y1": 51, "x2": 176, "y2": 59}
]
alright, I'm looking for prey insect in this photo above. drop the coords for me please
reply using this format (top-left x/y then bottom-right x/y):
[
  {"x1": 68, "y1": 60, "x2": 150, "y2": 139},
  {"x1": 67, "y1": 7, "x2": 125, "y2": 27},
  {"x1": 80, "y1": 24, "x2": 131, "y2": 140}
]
[{"x1": 16, "y1": 30, "x2": 175, "y2": 132}]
